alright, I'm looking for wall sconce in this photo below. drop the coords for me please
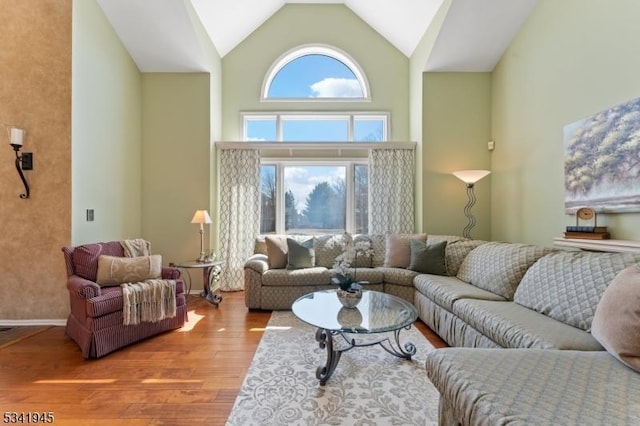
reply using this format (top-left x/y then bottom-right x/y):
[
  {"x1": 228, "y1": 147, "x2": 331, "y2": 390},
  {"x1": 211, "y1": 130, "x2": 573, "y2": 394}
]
[
  {"x1": 452, "y1": 170, "x2": 491, "y2": 238},
  {"x1": 7, "y1": 126, "x2": 32, "y2": 199},
  {"x1": 191, "y1": 210, "x2": 212, "y2": 262}
]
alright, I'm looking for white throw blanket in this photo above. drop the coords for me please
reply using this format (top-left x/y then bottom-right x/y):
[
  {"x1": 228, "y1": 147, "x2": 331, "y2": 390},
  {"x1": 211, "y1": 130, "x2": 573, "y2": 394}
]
[
  {"x1": 119, "y1": 239, "x2": 177, "y2": 325},
  {"x1": 120, "y1": 238, "x2": 151, "y2": 257},
  {"x1": 121, "y1": 279, "x2": 177, "y2": 325}
]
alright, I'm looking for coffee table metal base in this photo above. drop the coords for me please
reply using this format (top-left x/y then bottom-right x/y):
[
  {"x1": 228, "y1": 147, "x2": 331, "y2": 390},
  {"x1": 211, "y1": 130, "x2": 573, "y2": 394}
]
[{"x1": 314, "y1": 326, "x2": 416, "y2": 385}]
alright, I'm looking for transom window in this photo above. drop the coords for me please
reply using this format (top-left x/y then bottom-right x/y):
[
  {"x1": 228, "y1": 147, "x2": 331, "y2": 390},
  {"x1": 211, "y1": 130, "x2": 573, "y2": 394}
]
[
  {"x1": 262, "y1": 45, "x2": 370, "y2": 100},
  {"x1": 243, "y1": 112, "x2": 388, "y2": 142}
]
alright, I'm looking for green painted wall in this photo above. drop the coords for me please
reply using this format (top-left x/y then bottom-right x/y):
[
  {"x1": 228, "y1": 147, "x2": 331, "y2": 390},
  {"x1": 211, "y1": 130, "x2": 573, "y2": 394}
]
[
  {"x1": 410, "y1": 0, "x2": 451, "y2": 231},
  {"x1": 221, "y1": 4, "x2": 409, "y2": 141},
  {"x1": 141, "y1": 74, "x2": 211, "y2": 271},
  {"x1": 491, "y1": 0, "x2": 640, "y2": 245},
  {"x1": 74, "y1": 1, "x2": 219, "y2": 292},
  {"x1": 422, "y1": 73, "x2": 492, "y2": 240},
  {"x1": 72, "y1": 0, "x2": 142, "y2": 245}
]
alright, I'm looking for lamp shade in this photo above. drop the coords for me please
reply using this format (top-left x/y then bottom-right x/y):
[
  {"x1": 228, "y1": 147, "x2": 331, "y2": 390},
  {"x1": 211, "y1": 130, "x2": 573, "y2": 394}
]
[
  {"x1": 9, "y1": 127, "x2": 24, "y2": 147},
  {"x1": 452, "y1": 170, "x2": 491, "y2": 184},
  {"x1": 191, "y1": 210, "x2": 212, "y2": 224}
]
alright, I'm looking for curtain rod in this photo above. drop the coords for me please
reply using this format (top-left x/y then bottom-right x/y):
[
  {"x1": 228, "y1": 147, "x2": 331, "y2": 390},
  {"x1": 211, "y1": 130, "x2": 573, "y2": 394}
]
[{"x1": 215, "y1": 142, "x2": 416, "y2": 150}]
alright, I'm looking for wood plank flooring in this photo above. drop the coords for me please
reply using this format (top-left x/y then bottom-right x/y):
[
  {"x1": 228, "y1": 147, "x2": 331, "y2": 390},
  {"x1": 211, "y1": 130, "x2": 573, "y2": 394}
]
[{"x1": 0, "y1": 291, "x2": 447, "y2": 425}]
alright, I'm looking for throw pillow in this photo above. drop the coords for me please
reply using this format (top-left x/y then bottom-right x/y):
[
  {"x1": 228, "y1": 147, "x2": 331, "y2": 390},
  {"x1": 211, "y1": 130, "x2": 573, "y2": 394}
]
[
  {"x1": 426, "y1": 235, "x2": 487, "y2": 276},
  {"x1": 457, "y1": 242, "x2": 552, "y2": 300},
  {"x1": 96, "y1": 254, "x2": 162, "y2": 287},
  {"x1": 314, "y1": 234, "x2": 348, "y2": 268},
  {"x1": 591, "y1": 264, "x2": 640, "y2": 372},
  {"x1": 384, "y1": 233, "x2": 427, "y2": 268},
  {"x1": 265, "y1": 235, "x2": 288, "y2": 269},
  {"x1": 408, "y1": 239, "x2": 448, "y2": 275},
  {"x1": 286, "y1": 238, "x2": 315, "y2": 270}
]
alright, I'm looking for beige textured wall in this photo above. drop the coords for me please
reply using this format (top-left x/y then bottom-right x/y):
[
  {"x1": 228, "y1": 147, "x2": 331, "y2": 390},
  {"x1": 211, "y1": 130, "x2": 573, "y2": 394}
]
[
  {"x1": 491, "y1": 0, "x2": 640, "y2": 245},
  {"x1": 0, "y1": 0, "x2": 71, "y2": 320},
  {"x1": 422, "y1": 73, "x2": 492, "y2": 240}
]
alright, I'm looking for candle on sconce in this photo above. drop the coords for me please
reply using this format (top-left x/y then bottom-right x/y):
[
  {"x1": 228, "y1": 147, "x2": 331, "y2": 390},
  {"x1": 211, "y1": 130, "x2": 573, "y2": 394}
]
[{"x1": 10, "y1": 127, "x2": 24, "y2": 147}]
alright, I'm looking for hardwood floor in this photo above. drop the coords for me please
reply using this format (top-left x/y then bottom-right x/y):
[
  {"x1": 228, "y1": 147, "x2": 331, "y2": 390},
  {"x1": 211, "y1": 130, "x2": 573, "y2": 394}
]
[{"x1": 0, "y1": 291, "x2": 447, "y2": 425}]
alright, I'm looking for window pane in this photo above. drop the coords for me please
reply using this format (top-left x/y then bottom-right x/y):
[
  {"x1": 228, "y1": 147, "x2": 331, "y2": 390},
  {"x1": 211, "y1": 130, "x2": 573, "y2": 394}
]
[
  {"x1": 284, "y1": 166, "x2": 346, "y2": 234},
  {"x1": 354, "y1": 165, "x2": 368, "y2": 233},
  {"x1": 247, "y1": 118, "x2": 276, "y2": 142},
  {"x1": 282, "y1": 119, "x2": 348, "y2": 142},
  {"x1": 354, "y1": 118, "x2": 385, "y2": 142},
  {"x1": 260, "y1": 165, "x2": 276, "y2": 234},
  {"x1": 268, "y1": 54, "x2": 364, "y2": 98}
]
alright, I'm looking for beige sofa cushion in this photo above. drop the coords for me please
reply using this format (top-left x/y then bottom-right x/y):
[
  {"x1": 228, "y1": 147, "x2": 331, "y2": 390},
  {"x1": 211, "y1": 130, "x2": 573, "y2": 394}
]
[
  {"x1": 592, "y1": 264, "x2": 640, "y2": 372},
  {"x1": 265, "y1": 236, "x2": 288, "y2": 269},
  {"x1": 374, "y1": 267, "x2": 420, "y2": 287},
  {"x1": 369, "y1": 234, "x2": 386, "y2": 267},
  {"x1": 414, "y1": 274, "x2": 505, "y2": 312},
  {"x1": 426, "y1": 348, "x2": 640, "y2": 426},
  {"x1": 383, "y1": 233, "x2": 427, "y2": 268},
  {"x1": 452, "y1": 298, "x2": 602, "y2": 350},
  {"x1": 426, "y1": 235, "x2": 486, "y2": 276},
  {"x1": 313, "y1": 234, "x2": 346, "y2": 268},
  {"x1": 457, "y1": 242, "x2": 552, "y2": 300},
  {"x1": 262, "y1": 268, "x2": 331, "y2": 287},
  {"x1": 514, "y1": 251, "x2": 640, "y2": 331}
]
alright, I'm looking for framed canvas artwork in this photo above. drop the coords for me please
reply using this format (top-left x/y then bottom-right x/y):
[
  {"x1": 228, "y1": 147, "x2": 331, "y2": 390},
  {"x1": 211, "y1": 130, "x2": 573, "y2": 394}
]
[{"x1": 564, "y1": 96, "x2": 640, "y2": 213}]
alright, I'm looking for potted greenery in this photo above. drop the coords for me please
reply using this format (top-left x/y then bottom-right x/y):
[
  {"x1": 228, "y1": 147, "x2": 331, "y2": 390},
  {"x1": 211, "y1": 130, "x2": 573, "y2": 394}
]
[{"x1": 331, "y1": 233, "x2": 373, "y2": 307}]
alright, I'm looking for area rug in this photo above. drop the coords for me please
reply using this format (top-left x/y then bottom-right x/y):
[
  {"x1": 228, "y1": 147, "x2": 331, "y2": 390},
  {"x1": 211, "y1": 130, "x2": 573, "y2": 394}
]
[{"x1": 226, "y1": 311, "x2": 440, "y2": 426}]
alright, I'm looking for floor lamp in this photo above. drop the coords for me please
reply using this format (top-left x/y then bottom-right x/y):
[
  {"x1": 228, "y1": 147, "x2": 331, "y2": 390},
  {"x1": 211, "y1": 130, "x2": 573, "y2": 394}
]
[
  {"x1": 191, "y1": 210, "x2": 212, "y2": 262},
  {"x1": 452, "y1": 170, "x2": 491, "y2": 238}
]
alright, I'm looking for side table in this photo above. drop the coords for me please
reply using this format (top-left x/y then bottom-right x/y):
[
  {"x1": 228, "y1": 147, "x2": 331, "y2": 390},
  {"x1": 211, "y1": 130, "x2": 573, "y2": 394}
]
[{"x1": 171, "y1": 260, "x2": 224, "y2": 306}]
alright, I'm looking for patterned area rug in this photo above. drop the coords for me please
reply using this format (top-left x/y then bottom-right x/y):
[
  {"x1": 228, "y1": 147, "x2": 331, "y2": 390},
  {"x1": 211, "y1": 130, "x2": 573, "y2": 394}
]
[{"x1": 227, "y1": 311, "x2": 439, "y2": 426}]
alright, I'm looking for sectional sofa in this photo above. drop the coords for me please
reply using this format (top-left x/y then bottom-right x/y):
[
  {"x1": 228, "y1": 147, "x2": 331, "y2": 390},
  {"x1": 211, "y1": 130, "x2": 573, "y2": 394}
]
[
  {"x1": 419, "y1": 239, "x2": 640, "y2": 425},
  {"x1": 243, "y1": 233, "x2": 471, "y2": 310},
  {"x1": 243, "y1": 233, "x2": 640, "y2": 424}
]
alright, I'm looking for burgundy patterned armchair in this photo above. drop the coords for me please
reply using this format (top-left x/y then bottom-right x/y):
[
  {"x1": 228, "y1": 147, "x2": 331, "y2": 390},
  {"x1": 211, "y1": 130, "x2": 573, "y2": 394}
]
[{"x1": 61, "y1": 241, "x2": 188, "y2": 358}]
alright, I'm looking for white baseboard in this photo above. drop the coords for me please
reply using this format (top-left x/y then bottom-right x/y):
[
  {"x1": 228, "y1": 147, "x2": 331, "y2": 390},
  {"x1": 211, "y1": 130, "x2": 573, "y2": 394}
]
[{"x1": 0, "y1": 319, "x2": 66, "y2": 327}]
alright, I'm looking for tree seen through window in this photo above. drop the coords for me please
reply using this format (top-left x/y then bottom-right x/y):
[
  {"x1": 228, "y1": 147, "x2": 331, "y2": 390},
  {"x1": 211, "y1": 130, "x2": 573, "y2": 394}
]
[{"x1": 260, "y1": 164, "x2": 367, "y2": 235}]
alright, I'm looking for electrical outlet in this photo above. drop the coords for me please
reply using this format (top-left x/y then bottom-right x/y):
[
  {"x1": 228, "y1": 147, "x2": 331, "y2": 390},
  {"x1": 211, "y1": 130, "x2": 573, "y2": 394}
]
[
  {"x1": 487, "y1": 141, "x2": 495, "y2": 151},
  {"x1": 86, "y1": 209, "x2": 94, "y2": 222}
]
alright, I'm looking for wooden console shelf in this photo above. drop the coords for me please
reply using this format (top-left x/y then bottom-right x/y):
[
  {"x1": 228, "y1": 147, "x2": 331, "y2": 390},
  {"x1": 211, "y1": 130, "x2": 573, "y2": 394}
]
[{"x1": 553, "y1": 237, "x2": 640, "y2": 253}]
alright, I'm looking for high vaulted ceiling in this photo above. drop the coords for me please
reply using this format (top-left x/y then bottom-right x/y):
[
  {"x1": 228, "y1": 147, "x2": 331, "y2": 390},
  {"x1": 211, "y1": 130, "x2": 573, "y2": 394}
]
[{"x1": 96, "y1": 0, "x2": 538, "y2": 73}]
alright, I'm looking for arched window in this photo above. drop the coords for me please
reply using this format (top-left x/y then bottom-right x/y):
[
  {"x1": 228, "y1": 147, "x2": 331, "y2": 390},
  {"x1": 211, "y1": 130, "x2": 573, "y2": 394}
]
[{"x1": 262, "y1": 45, "x2": 370, "y2": 100}]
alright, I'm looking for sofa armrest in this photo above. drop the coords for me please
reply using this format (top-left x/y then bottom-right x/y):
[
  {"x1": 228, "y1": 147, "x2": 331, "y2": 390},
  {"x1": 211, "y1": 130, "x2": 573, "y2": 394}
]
[
  {"x1": 162, "y1": 266, "x2": 181, "y2": 280},
  {"x1": 245, "y1": 254, "x2": 269, "y2": 274},
  {"x1": 67, "y1": 275, "x2": 101, "y2": 299}
]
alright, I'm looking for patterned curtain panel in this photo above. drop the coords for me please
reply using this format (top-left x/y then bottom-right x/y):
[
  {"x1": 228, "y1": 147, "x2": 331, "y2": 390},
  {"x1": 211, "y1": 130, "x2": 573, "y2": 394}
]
[
  {"x1": 369, "y1": 148, "x2": 415, "y2": 234},
  {"x1": 219, "y1": 149, "x2": 261, "y2": 291}
]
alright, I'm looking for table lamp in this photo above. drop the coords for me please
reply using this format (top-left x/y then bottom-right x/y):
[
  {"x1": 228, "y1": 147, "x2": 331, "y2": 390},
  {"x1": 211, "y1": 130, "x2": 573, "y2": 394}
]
[{"x1": 191, "y1": 210, "x2": 212, "y2": 262}]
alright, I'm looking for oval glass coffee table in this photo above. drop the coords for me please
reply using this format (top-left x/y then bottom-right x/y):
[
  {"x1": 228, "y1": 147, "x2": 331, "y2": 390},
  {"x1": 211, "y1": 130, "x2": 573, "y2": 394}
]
[{"x1": 292, "y1": 289, "x2": 418, "y2": 385}]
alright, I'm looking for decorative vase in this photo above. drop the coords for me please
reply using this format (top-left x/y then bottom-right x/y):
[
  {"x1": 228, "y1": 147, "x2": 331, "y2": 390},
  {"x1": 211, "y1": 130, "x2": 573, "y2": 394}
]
[
  {"x1": 336, "y1": 287, "x2": 363, "y2": 308},
  {"x1": 337, "y1": 306, "x2": 363, "y2": 328}
]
